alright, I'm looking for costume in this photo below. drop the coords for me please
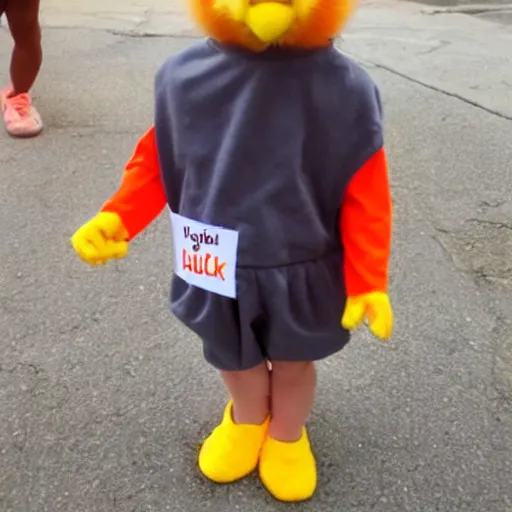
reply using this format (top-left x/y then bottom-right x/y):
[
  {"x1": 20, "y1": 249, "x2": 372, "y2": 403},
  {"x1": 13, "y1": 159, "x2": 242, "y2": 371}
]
[{"x1": 71, "y1": 0, "x2": 393, "y2": 502}]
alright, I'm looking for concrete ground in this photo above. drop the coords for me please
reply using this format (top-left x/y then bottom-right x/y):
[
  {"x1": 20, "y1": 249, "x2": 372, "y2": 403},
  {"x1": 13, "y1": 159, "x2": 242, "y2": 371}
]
[
  {"x1": 412, "y1": 1, "x2": 512, "y2": 25},
  {"x1": 0, "y1": 1, "x2": 511, "y2": 511}
]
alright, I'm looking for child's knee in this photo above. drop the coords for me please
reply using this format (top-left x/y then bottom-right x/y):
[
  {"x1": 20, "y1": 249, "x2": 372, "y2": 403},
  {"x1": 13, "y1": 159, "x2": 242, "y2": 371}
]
[
  {"x1": 10, "y1": 20, "x2": 41, "y2": 46},
  {"x1": 271, "y1": 361, "x2": 314, "y2": 383},
  {"x1": 221, "y1": 361, "x2": 269, "y2": 384}
]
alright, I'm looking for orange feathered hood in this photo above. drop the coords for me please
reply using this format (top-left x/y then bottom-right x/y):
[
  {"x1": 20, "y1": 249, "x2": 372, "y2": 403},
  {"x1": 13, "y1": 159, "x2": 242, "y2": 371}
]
[{"x1": 188, "y1": 0, "x2": 356, "y2": 51}]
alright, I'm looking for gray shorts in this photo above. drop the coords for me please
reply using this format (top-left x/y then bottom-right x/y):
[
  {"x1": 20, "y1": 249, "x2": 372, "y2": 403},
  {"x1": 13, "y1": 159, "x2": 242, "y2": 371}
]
[{"x1": 169, "y1": 251, "x2": 350, "y2": 371}]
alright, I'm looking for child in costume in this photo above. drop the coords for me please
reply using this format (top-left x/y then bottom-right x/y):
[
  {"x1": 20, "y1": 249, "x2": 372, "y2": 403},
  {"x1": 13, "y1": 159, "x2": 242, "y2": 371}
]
[
  {"x1": 71, "y1": 0, "x2": 394, "y2": 503},
  {"x1": 1, "y1": 0, "x2": 43, "y2": 137}
]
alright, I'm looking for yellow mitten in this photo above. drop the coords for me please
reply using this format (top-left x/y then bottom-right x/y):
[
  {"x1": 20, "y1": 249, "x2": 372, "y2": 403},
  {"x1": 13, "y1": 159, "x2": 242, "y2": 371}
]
[
  {"x1": 70, "y1": 212, "x2": 129, "y2": 266},
  {"x1": 341, "y1": 292, "x2": 393, "y2": 341}
]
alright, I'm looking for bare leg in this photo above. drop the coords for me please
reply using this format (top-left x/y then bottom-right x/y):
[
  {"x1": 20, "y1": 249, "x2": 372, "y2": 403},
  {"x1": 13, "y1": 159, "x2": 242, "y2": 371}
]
[
  {"x1": 221, "y1": 362, "x2": 271, "y2": 424},
  {"x1": 268, "y1": 361, "x2": 316, "y2": 441},
  {"x1": 7, "y1": 0, "x2": 42, "y2": 94},
  {"x1": 259, "y1": 361, "x2": 317, "y2": 502},
  {"x1": 1, "y1": 0, "x2": 43, "y2": 137},
  {"x1": 198, "y1": 362, "x2": 271, "y2": 483}
]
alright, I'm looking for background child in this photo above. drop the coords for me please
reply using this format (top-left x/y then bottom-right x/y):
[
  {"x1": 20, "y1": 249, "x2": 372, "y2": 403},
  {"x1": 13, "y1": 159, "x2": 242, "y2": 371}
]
[{"x1": 0, "y1": 0, "x2": 43, "y2": 137}]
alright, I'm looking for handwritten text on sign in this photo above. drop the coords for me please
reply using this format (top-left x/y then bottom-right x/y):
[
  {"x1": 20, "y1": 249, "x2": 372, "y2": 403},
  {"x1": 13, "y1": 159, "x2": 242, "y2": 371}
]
[{"x1": 170, "y1": 211, "x2": 239, "y2": 298}]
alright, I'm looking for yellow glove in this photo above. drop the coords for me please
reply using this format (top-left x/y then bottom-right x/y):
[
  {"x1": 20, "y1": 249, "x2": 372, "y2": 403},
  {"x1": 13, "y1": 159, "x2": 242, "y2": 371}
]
[
  {"x1": 341, "y1": 292, "x2": 393, "y2": 341},
  {"x1": 70, "y1": 212, "x2": 129, "y2": 266}
]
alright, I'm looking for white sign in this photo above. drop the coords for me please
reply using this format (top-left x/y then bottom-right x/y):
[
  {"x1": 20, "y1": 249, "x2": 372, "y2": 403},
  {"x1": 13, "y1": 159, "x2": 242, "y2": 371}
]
[{"x1": 170, "y1": 211, "x2": 239, "y2": 299}]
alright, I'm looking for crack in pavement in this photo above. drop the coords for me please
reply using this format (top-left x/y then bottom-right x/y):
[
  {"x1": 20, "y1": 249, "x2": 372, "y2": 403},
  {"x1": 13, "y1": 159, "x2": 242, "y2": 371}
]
[
  {"x1": 0, "y1": 362, "x2": 42, "y2": 375},
  {"x1": 31, "y1": 19, "x2": 511, "y2": 122},
  {"x1": 430, "y1": 217, "x2": 512, "y2": 403},
  {"x1": 466, "y1": 218, "x2": 512, "y2": 230},
  {"x1": 423, "y1": 4, "x2": 512, "y2": 15},
  {"x1": 107, "y1": 29, "x2": 201, "y2": 39},
  {"x1": 354, "y1": 59, "x2": 512, "y2": 121},
  {"x1": 416, "y1": 39, "x2": 452, "y2": 55}
]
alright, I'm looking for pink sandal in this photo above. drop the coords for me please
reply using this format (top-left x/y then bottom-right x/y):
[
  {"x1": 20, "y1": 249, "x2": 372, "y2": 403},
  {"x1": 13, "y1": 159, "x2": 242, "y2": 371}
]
[{"x1": 1, "y1": 86, "x2": 43, "y2": 138}]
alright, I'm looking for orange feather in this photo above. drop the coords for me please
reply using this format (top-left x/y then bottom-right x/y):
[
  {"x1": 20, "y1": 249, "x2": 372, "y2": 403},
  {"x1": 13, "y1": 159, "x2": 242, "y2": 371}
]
[{"x1": 187, "y1": 0, "x2": 355, "y2": 50}]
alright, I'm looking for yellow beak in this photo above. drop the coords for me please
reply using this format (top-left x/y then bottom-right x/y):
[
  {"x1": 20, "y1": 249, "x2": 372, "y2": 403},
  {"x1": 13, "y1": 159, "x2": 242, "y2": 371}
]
[{"x1": 245, "y1": 2, "x2": 295, "y2": 43}]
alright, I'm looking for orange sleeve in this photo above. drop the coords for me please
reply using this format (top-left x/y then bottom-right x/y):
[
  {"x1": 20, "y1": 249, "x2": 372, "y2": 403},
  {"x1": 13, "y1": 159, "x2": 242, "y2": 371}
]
[
  {"x1": 101, "y1": 126, "x2": 167, "y2": 240},
  {"x1": 340, "y1": 147, "x2": 392, "y2": 296}
]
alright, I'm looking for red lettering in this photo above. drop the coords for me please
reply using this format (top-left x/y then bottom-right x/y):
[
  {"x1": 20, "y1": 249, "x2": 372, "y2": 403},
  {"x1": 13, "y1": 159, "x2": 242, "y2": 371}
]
[
  {"x1": 204, "y1": 253, "x2": 215, "y2": 277},
  {"x1": 182, "y1": 249, "x2": 193, "y2": 272},
  {"x1": 182, "y1": 249, "x2": 227, "y2": 281},
  {"x1": 213, "y1": 257, "x2": 226, "y2": 281},
  {"x1": 192, "y1": 254, "x2": 204, "y2": 275}
]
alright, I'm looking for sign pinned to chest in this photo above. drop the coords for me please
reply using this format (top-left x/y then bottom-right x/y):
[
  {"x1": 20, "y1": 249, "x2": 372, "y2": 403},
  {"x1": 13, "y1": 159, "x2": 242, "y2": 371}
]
[{"x1": 170, "y1": 211, "x2": 239, "y2": 298}]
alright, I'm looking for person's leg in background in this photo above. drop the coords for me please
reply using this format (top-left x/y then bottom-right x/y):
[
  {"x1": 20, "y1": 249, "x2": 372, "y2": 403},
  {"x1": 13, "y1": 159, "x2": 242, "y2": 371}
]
[{"x1": 1, "y1": 0, "x2": 43, "y2": 137}]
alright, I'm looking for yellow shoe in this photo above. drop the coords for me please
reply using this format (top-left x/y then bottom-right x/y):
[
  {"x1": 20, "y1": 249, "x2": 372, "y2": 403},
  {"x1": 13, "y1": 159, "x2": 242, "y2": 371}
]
[
  {"x1": 259, "y1": 428, "x2": 317, "y2": 502},
  {"x1": 198, "y1": 401, "x2": 269, "y2": 483}
]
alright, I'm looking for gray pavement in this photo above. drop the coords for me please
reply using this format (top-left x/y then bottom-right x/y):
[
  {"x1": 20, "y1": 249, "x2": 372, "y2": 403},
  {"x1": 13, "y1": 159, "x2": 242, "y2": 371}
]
[{"x1": 1, "y1": 1, "x2": 511, "y2": 511}]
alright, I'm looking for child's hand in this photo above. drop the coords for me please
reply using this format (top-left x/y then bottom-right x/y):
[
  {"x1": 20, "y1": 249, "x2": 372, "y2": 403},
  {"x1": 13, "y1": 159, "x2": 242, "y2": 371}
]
[
  {"x1": 341, "y1": 292, "x2": 393, "y2": 341},
  {"x1": 71, "y1": 212, "x2": 129, "y2": 266}
]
